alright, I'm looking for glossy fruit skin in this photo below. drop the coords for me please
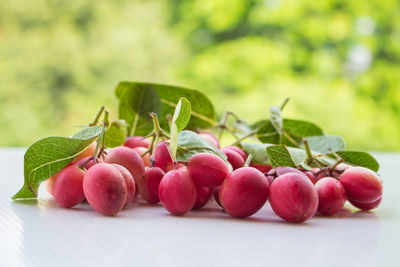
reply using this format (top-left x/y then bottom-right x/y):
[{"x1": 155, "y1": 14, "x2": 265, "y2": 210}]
[
  {"x1": 315, "y1": 177, "x2": 346, "y2": 216},
  {"x1": 53, "y1": 165, "x2": 86, "y2": 208},
  {"x1": 348, "y1": 198, "x2": 382, "y2": 211},
  {"x1": 133, "y1": 147, "x2": 151, "y2": 167},
  {"x1": 154, "y1": 141, "x2": 174, "y2": 172},
  {"x1": 123, "y1": 136, "x2": 150, "y2": 149},
  {"x1": 112, "y1": 164, "x2": 136, "y2": 205},
  {"x1": 158, "y1": 170, "x2": 197, "y2": 216},
  {"x1": 73, "y1": 142, "x2": 96, "y2": 162},
  {"x1": 187, "y1": 153, "x2": 230, "y2": 187},
  {"x1": 250, "y1": 163, "x2": 273, "y2": 174},
  {"x1": 269, "y1": 173, "x2": 319, "y2": 223},
  {"x1": 199, "y1": 132, "x2": 220, "y2": 148},
  {"x1": 303, "y1": 171, "x2": 318, "y2": 184},
  {"x1": 221, "y1": 148, "x2": 244, "y2": 170},
  {"x1": 83, "y1": 163, "x2": 127, "y2": 216},
  {"x1": 104, "y1": 146, "x2": 145, "y2": 185},
  {"x1": 340, "y1": 167, "x2": 382, "y2": 204},
  {"x1": 224, "y1": 146, "x2": 247, "y2": 160},
  {"x1": 193, "y1": 187, "x2": 212, "y2": 210},
  {"x1": 213, "y1": 186, "x2": 223, "y2": 208},
  {"x1": 266, "y1": 175, "x2": 275, "y2": 185},
  {"x1": 220, "y1": 167, "x2": 269, "y2": 218},
  {"x1": 267, "y1": 166, "x2": 303, "y2": 177},
  {"x1": 75, "y1": 156, "x2": 98, "y2": 170},
  {"x1": 139, "y1": 167, "x2": 165, "y2": 204}
]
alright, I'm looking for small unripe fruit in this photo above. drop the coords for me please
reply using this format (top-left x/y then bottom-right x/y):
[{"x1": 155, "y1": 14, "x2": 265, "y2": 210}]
[
  {"x1": 269, "y1": 173, "x2": 318, "y2": 223},
  {"x1": 199, "y1": 132, "x2": 220, "y2": 148},
  {"x1": 154, "y1": 141, "x2": 174, "y2": 172},
  {"x1": 221, "y1": 148, "x2": 244, "y2": 170},
  {"x1": 133, "y1": 147, "x2": 151, "y2": 167},
  {"x1": 192, "y1": 187, "x2": 212, "y2": 210},
  {"x1": 187, "y1": 153, "x2": 230, "y2": 187},
  {"x1": 249, "y1": 163, "x2": 273, "y2": 173},
  {"x1": 224, "y1": 146, "x2": 247, "y2": 160},
  {"x1": 220, "y1": 167, "x2": 269, "y2": 218},
  {"x1": 348, "y1": 198, "x2": 382, "y2": 211},
  {"x1": 158, "y1": 170, "x2": 197, "y2": 216},
  {"x1": 139, "y1": 167, "x2": 165, "y2": 204},
  {"x1": 315, "y1": 177, "x2": 346, "y2": 216},
  {"x1": 105, "y1": 146, "x2": 145, "y2": 185},
  {"x1": 83, "y1": 163, "x2": 127, "y2": 216},
  {"x1": 53, "y1": 165, "x2": 86, "y2": 208},
  {"x1": 112, "y1": 164, "x2": 136, "y2": 205},
  {"x1": 340, "y1": 167, "x2": 382, "y2": 204},
  {"x1": 124, "y1": 136, "x2": 150, "y2": 149}
]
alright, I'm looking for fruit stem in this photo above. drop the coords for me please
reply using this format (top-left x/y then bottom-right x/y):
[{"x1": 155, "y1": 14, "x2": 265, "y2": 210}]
[
  {"x1": 280, "y1": 98, "x2": 290, "y2": 111},
  {"x1": 89, "y1": 106, "x2": 105, "y2": 126},
  {"x1": 230, "y1": 130, "x2": 258, "y2": 146},
  {"x1": 303, "y1": 138, "x2": 314, "y2": 165},
  {"x1": 244, "y1": 154, "x2": 253, "y2": 167}
]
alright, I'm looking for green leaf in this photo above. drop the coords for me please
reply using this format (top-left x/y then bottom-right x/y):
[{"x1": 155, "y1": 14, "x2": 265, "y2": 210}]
[
  {"x1": 116, "y1": 82, "x2": 162, "y2": 136},
  {"x1": 115, "y1": 82, "x2": 216, "y2": 135},
  {"x1": 269, "y1": 106, "x2": 283, "y2": 135},
  {"x1": 240, "y1": 143, "x2": 271, "y2": 164},
  {"x1": 104, "y1": 120, "x2": 127, "y2": 148},
  {"x1": 266, "y1": 144, "x2": 297, "y2": 167},
  {"x1": 257, "y1": 119, "x2": 324, "y2": 146},
  {"x1": 176, "y1": 130, "x2": 232, "y2": 171},
  {"x1": 328, "y1": 151, "x2": 379, "y2": 172},
  {"x1": 170, "y1": 98, "x2": 191, "y2": 160},
  {"x1": 301, "y1": 136, "x2": 346, "y2": 154},
  {"x1": 12, "y1": 126, "x2": 102, "y2": 200}
]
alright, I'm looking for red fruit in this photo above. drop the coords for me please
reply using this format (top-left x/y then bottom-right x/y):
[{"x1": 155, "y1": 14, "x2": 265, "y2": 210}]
[
  {"x1": 112, "y1": 164, "x2": 136, "y2": 205},
  {"x1": 303, "y1": 171, "x2": 318, "y2": 184},
  {"x1": 199, "y1": 132, "x2": 220, "y2": 148},
  {"x1": 224, "y1": 146, "x2": 247, "y2": 160},
  {"x1": 53, "y1": 165, "x2": 86, "y2": 208},
  {"x1": 266, "y1": 175, "x2": 274, "y2": 185},
  {"x1": 46, "y1": 162, "x2": 74, "y2": 195},
  {"x1": 220, "y1": 167, "x2": 269, "y2": 218},
  {"x1": 133, "y1": 147, "x2": 151, "y2": 167},
  {"x1": 104, "y1": 146, "x2": 145, "y2": 185},
  {"x1": 213, "y1": 186, "x2": 223, "y2": 208},
  {"x1": 154, "y1": 141, "x2": 174, "y2": 172},
  {"x1": 124, "y1": 136, "x2": 150, "y2": 149},
  {"x1": 83, "y1": 163, "x2": 127, "y2": 216},
  {"x1": 187, "y1": 153, "x2": 230, "y2": 187},
  {"x1": 73, "y1": 142, "x2": 96, "y2": 163},
  {"x1": 269, "y1": 173, "x2": 318, "y2": 223},
  {"x1": 192, "y1": 187, "x2": 212, "y2": 210},
  {"x1": 315, "y1": 177, "x2": 346, "y2": 216},
  {"x1": 348, "y1": 198, "x2": 382, "y2": 211},
  {"x1": 75, "y1": 156, "x2": 99, "y2": 170},
  {"x1": 250, "y1": 163, "x2": 273, "y2": 173},
  {"x1": 340, "y1": 167, "x2": 382, "y2": 204},
  {"x1": 221, "y1": 148, "x2": 244, "y2": 170},
  {"x1": 158, "y1": 170, "x2": 197, "y2": 216},
  {"x1": 139, "y1": 167, "x2": 165, "y2": 204}
]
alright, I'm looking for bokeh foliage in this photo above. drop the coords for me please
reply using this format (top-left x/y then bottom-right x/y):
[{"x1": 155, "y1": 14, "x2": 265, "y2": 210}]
[{"x1": 0, "y1": 0, "x2": 399, "y2": 150}]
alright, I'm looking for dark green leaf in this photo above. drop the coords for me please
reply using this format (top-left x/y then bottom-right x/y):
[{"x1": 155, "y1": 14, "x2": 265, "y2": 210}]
[
  {"x1": 328, "y1": 151, "x2": 379, "y2": 172},
  {"x1": 104, "y1": 120, "x2": 127, "y2": 148},
  {"x1": 12, "y1": 126, "x2": 102, "y2": 200}
]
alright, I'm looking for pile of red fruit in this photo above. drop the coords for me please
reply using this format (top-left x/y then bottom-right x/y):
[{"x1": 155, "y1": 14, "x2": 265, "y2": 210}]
[{"x1": 47, "y1": 133, "x2": 383, "y2": 223}]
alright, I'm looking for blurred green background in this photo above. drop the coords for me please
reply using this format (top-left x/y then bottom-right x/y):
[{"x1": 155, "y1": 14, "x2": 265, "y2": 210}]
[{"x1": 1, "y1": 0, "x2": 399, "y2": 150}]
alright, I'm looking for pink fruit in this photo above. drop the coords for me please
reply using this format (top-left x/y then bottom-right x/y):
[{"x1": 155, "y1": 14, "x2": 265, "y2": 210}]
[
  {"x1": 104, "y1": 146, "x2": 145, "y2": 185},
  {"x1": 124, "y1": 136, "x2": 150, "y2": 149},
  {"x1": 133, "y1": 147, "x2": 151, "y2": 167},
  {"x1": 139, "y1": 167, "x2": 165, "y2": 204},
  {"x1": 220, "y1": 167, "x2": 269, "y2": 218},
  {"x1": 224, "y1": 146, "x2": 247, "y2": 160},
  {"x1": 158, "y1": 170, "x2": 197, "y2": 216},
  {"x1": 154, "y1": 141, "x2": 174, "y2": 172},
  {"x1": 266, "y1": 175, "x2": 274, "y2": 185},
  {"x1": 187, "y1": 153, "x2": 230, "y2": 187},
  {"x1": 348, "y1": 198, "x2": 382, "y2": 211},
  {"x1": 315, "y1": 177, "x2": 346, "y2": 216},
  {"x1": 221, "y1": 148, "x2": 244, "y2": 170},
  {"x1": 303, "y1": 171, "x2": 318, "y2": 184},
  {"x1": 213, "y1": 186, "x2": 223, "y2": 208},
  {"x1": 73, "y1": 142, "x2": 96, "y2": 163},
  {"x1": 112, "y1": 164, "x2": 136, "y2": 205},
  {"x1": 340, "y1": 167, "x2": 382, "y2": 204},
  {"x1": 83, "y1": 163, "x2": 127, "y2": 216},
  {"x1": 192, "y1": 187, "x2": 212, "y2": 210},
  {"x1": 199, "y1": 132, "x2": 220, "y2": 148},
  {"x1": 269, "y1": 173, "x2": 318, "y2": 223},
  {"x1": 75, "y1": 156, "x2": 99, "y2": 170},
  {"x1": 250, "y1": 163, "x2": 273, "y2": 173},
  {"x1": 53, "y1": 165, "x2": 86, "y2": 208}
]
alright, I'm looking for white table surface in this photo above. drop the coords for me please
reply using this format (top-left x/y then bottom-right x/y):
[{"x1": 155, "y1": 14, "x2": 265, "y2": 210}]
[{"x1": 0, "y1": 148, "x2": 399, "y2": 267}]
